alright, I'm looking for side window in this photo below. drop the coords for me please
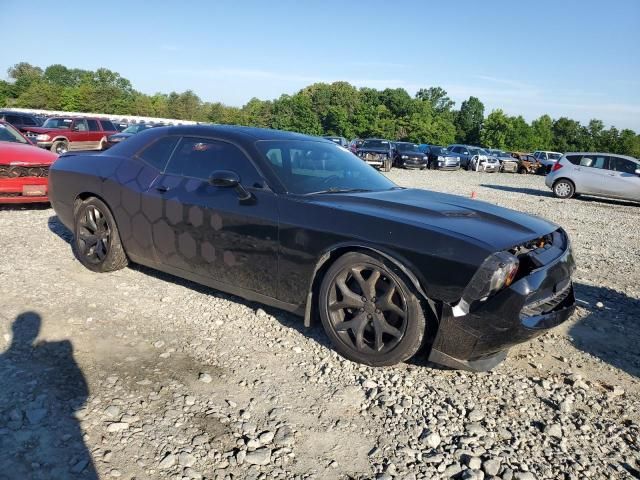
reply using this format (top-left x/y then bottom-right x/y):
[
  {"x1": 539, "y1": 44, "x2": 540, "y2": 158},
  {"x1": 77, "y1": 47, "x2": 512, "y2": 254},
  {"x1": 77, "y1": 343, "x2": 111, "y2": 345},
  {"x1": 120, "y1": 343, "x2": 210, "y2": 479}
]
[
  {"x1": 565, "y1": 154, "x2": 582, "y2": 165},
  {"x1": 266, "y1": 148, "x2": 283, "y2": 167},
  {"x1": 580, "y1": 155, "x2": 608, "y2": 169},
  {"x1": 74, "y1": 119, "x2": 88, "y2": 132},
  {"x1": 6, "y1": 115, "x2": 22, "y2": 125},
  {"x1": 100, "y1": 120, "x2": 116, "y2": 131},
  {"x1": 22, "y1": 116, "x2": 37, "y2": 126},
  {"x1": 137, "y1": 136, "x2": 180, "y2": 171},
  {"x1": 87, "y1": 119, "x2": 100, "y2": 131},
  {"x1": 165, "y1": 137, "x2": 261, "y2": 185},
  {"x1": 609, "y1": 157, "x2": 638, "y2": 174}
]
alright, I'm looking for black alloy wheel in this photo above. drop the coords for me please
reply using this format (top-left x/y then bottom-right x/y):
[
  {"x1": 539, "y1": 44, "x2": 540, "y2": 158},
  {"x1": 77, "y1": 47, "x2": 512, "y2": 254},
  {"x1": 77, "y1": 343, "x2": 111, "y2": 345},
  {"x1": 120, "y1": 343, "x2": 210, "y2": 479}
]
[
  {"x1": 319, "y1": 252, "x2": 426, "y2": 366},
  {"x1": 73, "y1": 197, "x2": 128, "y2": 272}
]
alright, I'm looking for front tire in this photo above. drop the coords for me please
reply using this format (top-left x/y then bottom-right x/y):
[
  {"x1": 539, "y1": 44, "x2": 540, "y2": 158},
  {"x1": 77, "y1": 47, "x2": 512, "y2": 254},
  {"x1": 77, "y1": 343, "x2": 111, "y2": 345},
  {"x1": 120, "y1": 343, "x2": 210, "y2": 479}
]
[
  {"x1": 73, "y1": 197, "x2": 128, "y2": 272},
  {"x1": 51, "y1": 140, "x2": 68, "y2": 155},
  {"x1": 553, "y1": 179, "x2": 575, "y2": 199},
  {"x1": 318, "y1": 252, "x2": 426, "y2": 366}
]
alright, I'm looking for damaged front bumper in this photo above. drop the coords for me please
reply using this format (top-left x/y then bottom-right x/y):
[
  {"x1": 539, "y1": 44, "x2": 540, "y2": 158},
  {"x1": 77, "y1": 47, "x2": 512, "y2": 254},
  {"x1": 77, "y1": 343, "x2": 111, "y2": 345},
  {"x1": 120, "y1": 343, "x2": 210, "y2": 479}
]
[{"x1": 428, "y1": 231, "x2": 576, "y2": 371}]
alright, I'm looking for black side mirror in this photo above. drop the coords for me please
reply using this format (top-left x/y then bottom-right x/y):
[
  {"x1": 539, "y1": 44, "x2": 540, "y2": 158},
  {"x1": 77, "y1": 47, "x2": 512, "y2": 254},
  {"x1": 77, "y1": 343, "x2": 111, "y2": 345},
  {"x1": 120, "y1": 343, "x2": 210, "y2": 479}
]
[{"x1": 209, "y1": 170, "x2": 252, "y2": 202}]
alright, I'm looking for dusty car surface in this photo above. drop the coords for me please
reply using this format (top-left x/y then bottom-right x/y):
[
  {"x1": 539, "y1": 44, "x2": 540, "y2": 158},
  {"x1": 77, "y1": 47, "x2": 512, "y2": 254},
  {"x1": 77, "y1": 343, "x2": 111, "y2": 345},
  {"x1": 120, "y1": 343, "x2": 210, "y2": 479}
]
[
  {"x1": 49, "y1": 125, "x2": 576, "y2": 370},
  {"x1": 0, "y1": 121, "x2": 58, "y2": 203},
  {"x1": 487, "y1": 149, "x2": 518, "y2": 173}
]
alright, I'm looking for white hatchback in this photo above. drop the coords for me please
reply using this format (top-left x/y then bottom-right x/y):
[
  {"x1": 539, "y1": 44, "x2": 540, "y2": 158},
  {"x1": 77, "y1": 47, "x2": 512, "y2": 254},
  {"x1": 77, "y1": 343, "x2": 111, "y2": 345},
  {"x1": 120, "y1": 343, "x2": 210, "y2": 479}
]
[{"x1": 545, "y1": 152, "x2": 640, "y2": 202}]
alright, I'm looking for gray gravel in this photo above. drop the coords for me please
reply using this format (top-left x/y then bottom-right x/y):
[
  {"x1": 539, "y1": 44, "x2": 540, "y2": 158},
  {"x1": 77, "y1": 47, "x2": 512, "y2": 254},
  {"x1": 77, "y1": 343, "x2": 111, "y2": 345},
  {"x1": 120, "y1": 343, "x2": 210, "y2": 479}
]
[{"x1": 0, "y1": 170, "x2": 638, "y2": 479}]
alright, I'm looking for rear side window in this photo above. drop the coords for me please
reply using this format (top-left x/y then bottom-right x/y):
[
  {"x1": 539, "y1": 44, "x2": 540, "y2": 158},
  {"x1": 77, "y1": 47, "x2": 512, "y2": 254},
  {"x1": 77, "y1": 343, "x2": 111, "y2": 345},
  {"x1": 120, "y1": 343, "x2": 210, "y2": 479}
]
[
  {"x1": 580, "y1": 155, "x2": 608, "y2": 169},
  {"x1": 87, "y1": 119, "x2": 100, "y2": 131},
  {"x1": 22, "y1": 116, "x2": 37, "y2": 126},
  {"x1": 137, "y1": 136, "x2": 180, "y2": 171},
  {"x1": 6, "y1": 114, "x2": 22, "y2": 125},
  {"x1": 565, "y1": 155, "x2": 582, "y2": 165},
  {"x1": 609, "y1": 157, "x2": 638, "y2": 174},
  {"x1": 100, "y1": 120, "x2": 116, "y2": 131},
  {"x1": 165, "y1": 137, "x2": 261, "y2": 185}
]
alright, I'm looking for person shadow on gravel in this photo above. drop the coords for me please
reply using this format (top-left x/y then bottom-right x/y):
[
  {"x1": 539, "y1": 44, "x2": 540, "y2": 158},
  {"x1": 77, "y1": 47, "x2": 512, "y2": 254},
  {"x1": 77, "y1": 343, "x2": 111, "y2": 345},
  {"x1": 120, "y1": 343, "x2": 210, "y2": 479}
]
[{"x1": 0, "y1": 312, "x2": 98, "y2": 480}]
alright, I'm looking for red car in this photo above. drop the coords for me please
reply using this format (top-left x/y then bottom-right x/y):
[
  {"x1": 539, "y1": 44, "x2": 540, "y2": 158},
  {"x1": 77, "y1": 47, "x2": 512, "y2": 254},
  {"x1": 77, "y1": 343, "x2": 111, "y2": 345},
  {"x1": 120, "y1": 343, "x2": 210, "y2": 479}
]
[
  {"x1": 0, "y1": 121, "x2": 58, "y2": 204},
  {"x1": 23, "y1": 116, "x2": 119, "y2": 154}
]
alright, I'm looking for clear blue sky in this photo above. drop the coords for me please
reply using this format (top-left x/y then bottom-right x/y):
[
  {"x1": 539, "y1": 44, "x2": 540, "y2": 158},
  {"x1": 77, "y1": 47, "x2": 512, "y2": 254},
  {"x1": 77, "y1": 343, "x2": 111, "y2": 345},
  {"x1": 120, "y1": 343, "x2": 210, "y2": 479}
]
[{"x1": 2, "y1": 0, "x2": 639, "y2": 130}]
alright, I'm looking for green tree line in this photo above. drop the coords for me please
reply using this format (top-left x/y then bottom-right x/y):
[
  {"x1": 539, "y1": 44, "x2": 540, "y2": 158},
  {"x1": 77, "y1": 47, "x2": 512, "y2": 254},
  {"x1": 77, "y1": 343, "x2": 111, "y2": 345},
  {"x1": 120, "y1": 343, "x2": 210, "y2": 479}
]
[{"x1": 1, "y1": 62, "x2": 638, "y2": 157}]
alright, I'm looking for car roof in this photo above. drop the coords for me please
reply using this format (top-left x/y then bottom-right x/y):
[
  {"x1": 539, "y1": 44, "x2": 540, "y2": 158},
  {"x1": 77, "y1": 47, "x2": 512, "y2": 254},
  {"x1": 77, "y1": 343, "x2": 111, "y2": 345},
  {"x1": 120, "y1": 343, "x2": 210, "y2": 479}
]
[
  {"x1": 144, "y1": 124, "x2": 328, "y2": 143},
  {"x1": 565, "y1": 152, "x2": 638, "y2": 161}
]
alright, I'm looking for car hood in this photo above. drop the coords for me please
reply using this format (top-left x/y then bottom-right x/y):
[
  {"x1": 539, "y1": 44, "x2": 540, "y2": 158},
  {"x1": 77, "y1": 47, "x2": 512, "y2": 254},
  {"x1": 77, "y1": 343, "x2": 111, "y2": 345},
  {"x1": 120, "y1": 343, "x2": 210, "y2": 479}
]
[
  {"x1": 109, "y1": 133, "x2": 133, "y2": 139},
  {"x1": 21, "y1": 126, "x2": 69, "y2": 135},
  {"x1": 0, "y1": 142, "x2": 58, "y2": 165},
  {"x1": 398, "y1": 151, "x2": 424, "y2": 157},
  {"x1": 309, "y1": 188, "x2": 558, "y2": 251}
]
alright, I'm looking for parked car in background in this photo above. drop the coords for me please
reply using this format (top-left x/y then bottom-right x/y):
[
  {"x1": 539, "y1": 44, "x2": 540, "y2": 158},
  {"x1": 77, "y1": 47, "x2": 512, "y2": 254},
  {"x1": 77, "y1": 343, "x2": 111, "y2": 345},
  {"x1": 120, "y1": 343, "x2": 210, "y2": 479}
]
[
  {"x1": 356, "y1": 138, "x2": 394, "y2": 171},
  {"x1": 545, "y1": 152, "x2": 640, "y2": 202},
  {"x1": 447, "y1": 144, "x2": 489, "y2": 170},
  {"x1": 0, "y1": 111, "x2": 42, "y2": 139},
  {"x1": 422, "y1": 145, "x2": 460, "y2": 170},
  {"x1": 511, "y1": 152, "x2": 542, "y2": 174},
  {"x1": 0, "y1": 121, "x2": 58, "y2": 204},
  {"x1": 323, "y1": 136, "x2": 349, "y2": 149},
  {"x1": 106, "y1": 123, "x2": 157, "y2": 147},
  {"x1": 49, "y1": 124, "x2": 576, "y2": 369},
  {"x1": 474, "y1": 155, "x2": 501, "y2": 173},
  {"x1": 393, "y1": 142, "x2": 428, "y2": 169},
  {"x1": 487, "y1": 149, "x2": 518, "y2": 173},
  {"x1": 349, "y1": 138, "x2": 364, "y2": 154},
  {"x1": 533, "y1": 151, "x2": 563, "y2": 174},
  {"x1": 24, "y1": 117, "x2": 119, "y2": 154}
]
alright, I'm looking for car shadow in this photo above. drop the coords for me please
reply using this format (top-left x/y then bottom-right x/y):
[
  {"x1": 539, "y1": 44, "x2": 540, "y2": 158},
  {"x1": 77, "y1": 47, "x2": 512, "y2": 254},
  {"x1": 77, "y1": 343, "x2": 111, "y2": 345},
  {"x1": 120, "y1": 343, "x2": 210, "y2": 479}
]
[
  {"x1": 481, "y1": 184, "x2": 640, "y2": 207},
  {"x1": 569, "y1": 282, "x2": 640, "y2": 379},
  {"x1": 480, "y1": 184, "x2": 554, "y2": 198},
  {"x1": 0, "y1": 203, "x2": 51, "y2": 212},
  {"x1": 0, "y1": 311, "x2": 98, "y2": 479}
]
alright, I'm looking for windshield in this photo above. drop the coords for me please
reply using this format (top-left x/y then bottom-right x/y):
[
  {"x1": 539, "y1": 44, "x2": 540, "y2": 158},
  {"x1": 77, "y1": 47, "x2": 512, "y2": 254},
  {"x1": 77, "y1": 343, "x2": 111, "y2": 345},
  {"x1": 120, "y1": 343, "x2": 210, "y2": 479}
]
[
  {"x1": 431, "y1": 147, "x2": 446, "y2": 155},
  {"x1": 549, "y1": 153, "x2": 562, "y2": 160},
  {"x1": 396, "y1": 142, "x2": 421, "y2": 152},
  {"x1": 42, "y1": 118, "x2": 73, "y2": 129},
  {"x1": 361, "y1": 139, "x2": 390, "y2": 149},
  {"x1": 0, "y1": 122, "x2": 28, "y2": 144},
  {"x1": 256, "y1": 140, "x2": 396, "y2": 195},
  {"x1": 123, "y1": 124, "x2": 147, "y2": 134}
]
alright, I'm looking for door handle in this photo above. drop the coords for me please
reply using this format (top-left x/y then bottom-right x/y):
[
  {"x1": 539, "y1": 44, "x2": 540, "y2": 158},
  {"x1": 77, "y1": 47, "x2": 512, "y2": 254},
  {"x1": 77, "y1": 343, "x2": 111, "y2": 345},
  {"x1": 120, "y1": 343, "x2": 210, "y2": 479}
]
[{"x1": 155, "y1": 186, "x2": 170, "y2": 193}]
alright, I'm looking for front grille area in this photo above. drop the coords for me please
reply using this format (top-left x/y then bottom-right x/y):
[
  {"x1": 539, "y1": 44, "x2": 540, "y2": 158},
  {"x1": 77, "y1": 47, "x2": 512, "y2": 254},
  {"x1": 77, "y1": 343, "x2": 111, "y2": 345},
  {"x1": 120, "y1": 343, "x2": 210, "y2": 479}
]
[
  {"x1": 0, "y1": 165, "x2": 49, "y2": 178},
  {"x1": 521, "y1": 281, "x2": 572, "y2": 318}
]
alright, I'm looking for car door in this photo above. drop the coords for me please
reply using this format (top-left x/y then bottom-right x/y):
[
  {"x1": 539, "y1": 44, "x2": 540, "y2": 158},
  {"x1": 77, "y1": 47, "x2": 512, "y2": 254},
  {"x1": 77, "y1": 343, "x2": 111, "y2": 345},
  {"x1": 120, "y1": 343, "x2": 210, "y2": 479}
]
[
  {"x1": 149, "y1": 136, "x2": 279, "y2": 297},
  {"x1": 573, "y1": 154, "x2": 609, "y2": 195},
  {"x1": 86, "y1": 119, "x2": 103, "y2": 149},
  {"x1": 69, "y1": 119, "x2": 89, "y2": 150},
  {"x1": 602, "y1": 156, "x2": 640, "y2": 201}
]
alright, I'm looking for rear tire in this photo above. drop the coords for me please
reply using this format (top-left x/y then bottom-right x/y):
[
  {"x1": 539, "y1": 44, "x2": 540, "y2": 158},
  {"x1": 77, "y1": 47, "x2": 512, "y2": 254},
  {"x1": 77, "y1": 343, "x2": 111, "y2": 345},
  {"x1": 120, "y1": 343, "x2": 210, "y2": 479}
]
[
  {"x1": 318, "y1": 252, "x2": 426, "y2": 366},
  {"x1": 73, "y1": 197, "x2": 128, "y2": 272},
  {"x1": 553, "y1": 179, "x2": 575, "y2": 199}
]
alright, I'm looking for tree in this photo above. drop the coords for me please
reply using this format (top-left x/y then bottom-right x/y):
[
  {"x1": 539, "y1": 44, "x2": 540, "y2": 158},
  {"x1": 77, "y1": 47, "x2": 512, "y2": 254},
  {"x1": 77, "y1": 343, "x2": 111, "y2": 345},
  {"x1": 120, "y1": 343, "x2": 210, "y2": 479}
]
[
  {"x1": 531, "y1": 115, "x2": 554, "y2": 150},
  {"x1": 455, "y1": 96, "x2": 484, "y2": 144},
  {"x1": 481, "y1": 109, "x2": 510, "y2": 149},
  {"x1": 552, "y1": 117, "x2": 589, "y2": 152},
  {"x1": 415, "y1": 87, "x2": 454, "y2": 113}
]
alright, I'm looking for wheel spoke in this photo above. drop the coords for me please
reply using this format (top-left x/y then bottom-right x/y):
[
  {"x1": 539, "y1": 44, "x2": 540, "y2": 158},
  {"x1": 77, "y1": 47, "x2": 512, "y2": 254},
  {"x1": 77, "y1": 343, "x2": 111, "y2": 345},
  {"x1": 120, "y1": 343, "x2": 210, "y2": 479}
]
[
  {"x1": 351, "y1": 267, "x2": 380, "y2": 299},
  {"x1": 86, "y1": 208, "x2": 98, "y2": 231},
  {"x1": 95, "y1": 239, "x2": 107, "y2": 260},
  {"x1": 334, "y1": 277, "x2": 365, "y2": 310},
  {"x1": 79, "y1": 232, "x2": 99, "y2": 248},
  {"x1": 378, "y1": 283, "x2": 406, "y2": 317},
  {"x1": 335, "y1": 311, "x2": 366, "y2": 333}
]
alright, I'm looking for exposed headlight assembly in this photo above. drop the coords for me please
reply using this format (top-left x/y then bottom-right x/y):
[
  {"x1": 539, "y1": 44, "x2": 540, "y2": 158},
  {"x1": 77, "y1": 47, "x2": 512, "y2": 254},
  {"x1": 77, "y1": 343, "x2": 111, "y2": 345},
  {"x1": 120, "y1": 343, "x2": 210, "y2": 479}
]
[
  {"x1": 452, "y1": 251, "x2": 519, "y2": 317},
  {"x1": 36, "y1": 134, "x2": 50, "y2": 141}
]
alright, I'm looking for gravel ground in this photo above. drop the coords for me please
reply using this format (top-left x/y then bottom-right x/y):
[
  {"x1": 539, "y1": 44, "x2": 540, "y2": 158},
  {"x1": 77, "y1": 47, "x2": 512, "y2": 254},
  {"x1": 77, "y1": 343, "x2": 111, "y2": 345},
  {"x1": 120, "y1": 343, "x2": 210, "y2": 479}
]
[{"x1": 0, "y1": 170, "x2": 638, "y2": 480}]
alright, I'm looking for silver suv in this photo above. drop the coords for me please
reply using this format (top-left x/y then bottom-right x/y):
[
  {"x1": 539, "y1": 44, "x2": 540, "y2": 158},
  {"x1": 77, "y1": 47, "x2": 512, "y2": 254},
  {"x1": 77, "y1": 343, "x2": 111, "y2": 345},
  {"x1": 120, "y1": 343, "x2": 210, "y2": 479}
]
[{"x1": 545, "y1": 152, "x2": 640, "y2": 202}]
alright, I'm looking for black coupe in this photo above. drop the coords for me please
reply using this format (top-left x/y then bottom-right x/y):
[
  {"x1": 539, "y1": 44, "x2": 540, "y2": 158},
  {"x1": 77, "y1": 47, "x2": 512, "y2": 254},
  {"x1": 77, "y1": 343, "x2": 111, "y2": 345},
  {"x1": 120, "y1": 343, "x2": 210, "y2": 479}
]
[{"x1": 49, "y1": 125, "x2": 576, "y2": 370}]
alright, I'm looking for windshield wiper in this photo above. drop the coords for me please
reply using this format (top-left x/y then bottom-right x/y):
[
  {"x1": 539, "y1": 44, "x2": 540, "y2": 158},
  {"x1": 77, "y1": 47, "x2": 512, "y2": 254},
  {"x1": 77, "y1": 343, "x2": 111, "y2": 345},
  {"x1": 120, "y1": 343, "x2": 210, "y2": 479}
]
[{"x1": 307, "y1": 187, "x2": 373, "y2": 195}]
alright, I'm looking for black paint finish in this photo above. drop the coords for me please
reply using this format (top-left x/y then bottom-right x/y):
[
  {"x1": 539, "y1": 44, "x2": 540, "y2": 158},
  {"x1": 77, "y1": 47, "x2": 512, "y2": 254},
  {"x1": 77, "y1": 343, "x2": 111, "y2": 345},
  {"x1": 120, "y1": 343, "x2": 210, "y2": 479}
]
[{"x1": 48, "y1": 125, "x2": 576, "y2": 370}]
